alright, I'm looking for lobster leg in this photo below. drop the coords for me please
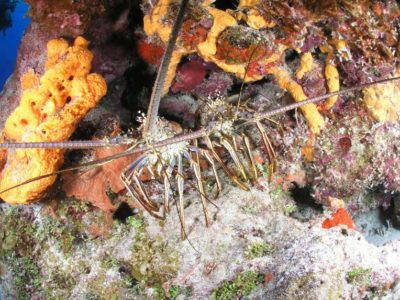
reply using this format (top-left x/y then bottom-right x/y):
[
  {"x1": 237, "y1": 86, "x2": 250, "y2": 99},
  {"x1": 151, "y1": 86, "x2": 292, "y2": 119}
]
[
  {"x1": 189, "y1": 157, "x2": 210, "y2": 227},
  {"x1": 242, "y1": 134, "x2": 258, "y2": 180},
  {"x1": 205, "y1": 136, "x2": 249, "y2": 191},
  {"x1": 163, "y1": 166, "x2": 173, "y2": 213},
  {"x1": 256, "y1": 121, "x2": 277, "y2": 181},
  {"x1": 121, "y1": 170, "x2": 164, "y2": 219},
  {"x1": 176, "y1": 155, "x2": 186, "y2": 239},
  {"x1": 121, "y1": 155, "x2": 164, "y2": 217},
  {"x1": 221, "y1": 137, "x2": 248, "y2": 181},
  {"x1": 202, "y1": 150, "x2": 222, "y2": 199}
]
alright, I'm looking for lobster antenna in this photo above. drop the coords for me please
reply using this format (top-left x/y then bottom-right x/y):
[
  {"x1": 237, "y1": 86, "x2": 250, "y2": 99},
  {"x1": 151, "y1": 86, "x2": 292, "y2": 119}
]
[
  {"x1": 0, "y1": 76, "x2": 399, "y2": 150},
  {"x1": 1, "y1": 75, "x2": 400, "y2": 194},
  {"x1": 142, "y1": 0, "x2": 189, "y2": 134},
  {"x1": 248, "y1": 75, "x2": 400, "y2": 123}
]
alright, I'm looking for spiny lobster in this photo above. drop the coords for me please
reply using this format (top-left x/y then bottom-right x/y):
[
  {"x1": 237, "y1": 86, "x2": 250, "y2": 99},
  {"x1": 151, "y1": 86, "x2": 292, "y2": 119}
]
[{"x1": 0, "y1": 0, "x2": 399, "y2": 239}]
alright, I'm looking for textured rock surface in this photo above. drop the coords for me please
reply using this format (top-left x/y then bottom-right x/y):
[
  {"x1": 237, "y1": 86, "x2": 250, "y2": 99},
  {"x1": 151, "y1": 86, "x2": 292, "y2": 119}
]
[{"x1": 1, "y1": 186, "x2": 400, "y2": 299}]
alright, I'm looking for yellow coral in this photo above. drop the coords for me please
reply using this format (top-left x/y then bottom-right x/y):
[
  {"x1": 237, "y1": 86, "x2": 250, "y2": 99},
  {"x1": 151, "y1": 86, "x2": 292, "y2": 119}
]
[
  {"x1": 0, "y1": 36, "x2": 107, "y2": 204},
  {"x1": 270, "y1": 68, "x2": 325, "y2": 134},
  {"x1": 238, "y1": 0, "x2": 274, "y2": 29},
  {"x1": 245, "y1": 9, "x2": 270, "y2": 29},
  {"x1": 363, "y1": 77, "x2": 400, "y2": 122},
  {"x1": 333, "y1": 39, "x2": 351, "y2": 60},
  {"x1": 197, "y1": 8, "x2": 237, "y2": 59},
  {"x1": 319, "y1": 44, "x2": 340, "y2": 111},
  {"x1": 198, "y1": 8, "x2": 282, "y2": 82},
  {"x1": 162, "y1": 51, "x2": 184, "y2": 95},
  {"x1": 143, "y1": 0, "x2": 195, "y2": 95},
  {"x1": 320, "y1": 63, "x2": 340, "y2": 110},
  {"x1": 234, "y1": 7, "x2": 271, "y2": 29},
  {"x1": 296, "y1": 52, "x2": 314, "y2": 80},
  {"x1": 143, "y1": 0, "x2": 172, "y2": 43},
  {"x1": 238, "y1": 0, "x2": 260, "y2": 8}
]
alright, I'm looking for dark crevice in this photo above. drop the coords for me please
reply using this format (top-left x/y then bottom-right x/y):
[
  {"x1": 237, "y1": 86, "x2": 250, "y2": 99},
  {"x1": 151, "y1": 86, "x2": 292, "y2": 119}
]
[
  {"x1": 389, "y1": 193, "x2": 400, "y2": 229},
  {"x1": 290, "y1": 183, "x2": 322, "y2": 209},
  {"x1": 289, "y1": 183, "x2": 323, "y2": 222},
  {"x1": 353, "y1": 192, "x2": 400, "y2": 246},
  {"x1": 213, "y1": 0, "x2": 238, "y2": 11},
  {"x1": 284, "y1": 48, "x2": 300, "y2": 72},
  {"x1": 113, "y1": 201, "x2": 135, "y2": 222}
]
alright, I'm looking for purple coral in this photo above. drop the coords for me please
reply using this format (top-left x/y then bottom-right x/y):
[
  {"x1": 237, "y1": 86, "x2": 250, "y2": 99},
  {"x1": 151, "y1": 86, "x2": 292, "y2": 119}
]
[
  {"x1": 171, "y1": 59, "x2": 207, "y2": 93},
  {"x1": 171, "y1": 56, "x2": 234, "y2": 98}
]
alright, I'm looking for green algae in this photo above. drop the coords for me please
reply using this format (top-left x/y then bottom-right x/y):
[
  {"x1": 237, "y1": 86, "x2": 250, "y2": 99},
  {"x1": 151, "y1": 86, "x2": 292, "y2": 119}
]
[
  {"x1": 85, "y1": 269, "x2": 127, "y2": 300},
  {"x1": 129, "y1": 221, "x2": 180, "y2": 285},
  {"x1": 346, "y1": 267, "x2": 372, "y2": 285},
  {"x1": 242, "y1": 202, "x2": 263, "y2": 215},
  {"x1": 169, "y1": 284, "x2": 192, "y2": 299},
  {"x1": 0, "y1": 199, "x2": 94, "y2": 299},
  {"x1": 244, "y1": 241, "x2": 274, "y2": 259},
  {"x1": 8, "y1": 255, "x2": 42, "y2": 300},
  {"x1": 283, "y1": 203, "x2": 298, "y2": 216},
  {"x1": 211, "y1": 271, "x2": 264, "y2": 300},
  {"x1": 126, "y1": 216, "x2": 144, "y2": 230}
]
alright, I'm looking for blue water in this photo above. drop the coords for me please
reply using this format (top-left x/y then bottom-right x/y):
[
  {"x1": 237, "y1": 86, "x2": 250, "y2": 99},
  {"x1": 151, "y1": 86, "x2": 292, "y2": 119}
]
[{"x1": 0, "y1": 1, "x2": 30, "y2": 91}]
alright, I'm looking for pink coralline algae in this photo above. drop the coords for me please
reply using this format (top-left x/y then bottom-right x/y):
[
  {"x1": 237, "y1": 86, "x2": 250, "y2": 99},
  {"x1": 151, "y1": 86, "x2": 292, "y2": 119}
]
[
  {"x1": 310, "y1": 114, "x2": 400, "y2": 207},
  {"x1": 193, "y1": 71, "x2": 233, "y2": 99},
  {"x1": 171, "y1": 56, "x2": 234, "y2": 98},
  {"x1": 171, "y1": 60, "x2": 207, "y2": 93}
]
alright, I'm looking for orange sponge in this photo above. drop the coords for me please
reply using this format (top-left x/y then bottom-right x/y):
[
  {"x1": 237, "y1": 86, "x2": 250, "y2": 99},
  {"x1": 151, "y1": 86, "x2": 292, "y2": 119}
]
[{"x1": 0, "y1": 36, "x2": 107, "y2": 204}]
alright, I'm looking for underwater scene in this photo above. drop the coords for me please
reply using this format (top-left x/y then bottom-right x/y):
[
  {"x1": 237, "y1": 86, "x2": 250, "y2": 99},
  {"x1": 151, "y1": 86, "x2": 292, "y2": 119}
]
[{"x1": 1, "y1": 0, "x2": 400, "y2": 299}]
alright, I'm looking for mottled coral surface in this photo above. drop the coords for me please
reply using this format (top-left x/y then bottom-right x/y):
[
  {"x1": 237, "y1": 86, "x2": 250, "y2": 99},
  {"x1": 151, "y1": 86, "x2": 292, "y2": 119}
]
[{"x1": 142, "y1": 0, "x2": 400, "y2": 133}]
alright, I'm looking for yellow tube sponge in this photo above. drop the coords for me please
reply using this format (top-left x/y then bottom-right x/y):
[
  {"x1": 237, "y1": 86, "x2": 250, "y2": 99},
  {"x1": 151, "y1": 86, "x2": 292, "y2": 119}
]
[
  {"x1": 320, "y1": 62, "x2": 340, "y2": 111},
  {"x1": 296, "y1": 52, "x2": 314, "y2": 80},
  {"x1": 270, "y1": 67, "x2": 325, "y2": 134},
  {"x1": 0, "y1": 36, "x2": 107, "y2": 204},
  {"x1": 197, "y1": 8, "x2": 237, "y2": 61},
  {"x1": 319, "y1": 46, "x2": 340, "y2": 111},
  {"x1": 45, "y1": 38, "x2": 69, "y2": 70}
]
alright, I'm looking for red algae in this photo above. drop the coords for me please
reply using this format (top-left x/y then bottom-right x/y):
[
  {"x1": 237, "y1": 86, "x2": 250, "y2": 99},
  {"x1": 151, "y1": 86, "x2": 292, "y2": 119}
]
[
  {"x1": 137, "y1": 40, "x2": 165, "y2": 66},
  {"x1": 322, "y1": 208, "x2": 355, "y2": 230}
]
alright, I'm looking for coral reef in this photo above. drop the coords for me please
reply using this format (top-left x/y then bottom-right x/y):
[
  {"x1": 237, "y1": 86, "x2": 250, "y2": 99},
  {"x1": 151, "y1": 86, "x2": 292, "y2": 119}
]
[
  {"x1": 0, "y1": 0, "x2": 135, "y2": 128},
  {"x1": 0, "y1": 0, "x2": 400, "y2": 298},
  {"x1": 142, "y1": 0, "x2": 399, "y2": 134},
  {"x1": 266, "y1": 98, "x2": 400, "y2": 212},
  {"x1": 138, "y1": 0, "x2": 399, "y2": 209},
  {"x1": 0, "y1": 37, "x2": 106, "y2": 204}
]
